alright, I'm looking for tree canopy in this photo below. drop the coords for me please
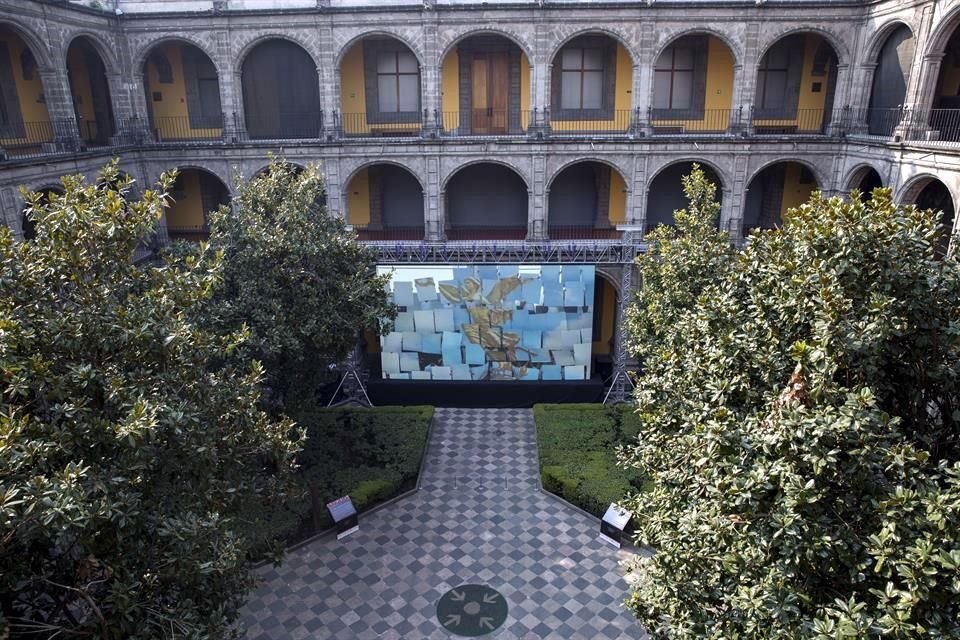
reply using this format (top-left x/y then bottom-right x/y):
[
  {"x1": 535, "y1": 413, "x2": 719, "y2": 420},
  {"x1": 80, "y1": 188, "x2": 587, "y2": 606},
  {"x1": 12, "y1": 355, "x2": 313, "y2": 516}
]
[
  {"x1": 0, "y1": 162, "x2": 301, "y2": 639},
  {"x1": 623, "y1": 167, "x2": 960, "y2": 638},
  {"x1": 203, "y1": 159, "x2": 394, "y2": 403}
]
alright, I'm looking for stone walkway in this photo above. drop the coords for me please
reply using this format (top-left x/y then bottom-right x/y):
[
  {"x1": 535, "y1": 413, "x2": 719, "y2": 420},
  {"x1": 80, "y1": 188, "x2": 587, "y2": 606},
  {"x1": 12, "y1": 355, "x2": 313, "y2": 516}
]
[{"x1": 239, "y1": 407, "x2": 647, "y2": 639}]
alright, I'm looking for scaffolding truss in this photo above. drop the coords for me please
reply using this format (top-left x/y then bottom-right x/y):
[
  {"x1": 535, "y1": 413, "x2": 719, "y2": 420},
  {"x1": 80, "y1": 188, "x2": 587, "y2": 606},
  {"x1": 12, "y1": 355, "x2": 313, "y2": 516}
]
[{"x1": 362, "y1": 239, "x2": 644, "y2": 265}]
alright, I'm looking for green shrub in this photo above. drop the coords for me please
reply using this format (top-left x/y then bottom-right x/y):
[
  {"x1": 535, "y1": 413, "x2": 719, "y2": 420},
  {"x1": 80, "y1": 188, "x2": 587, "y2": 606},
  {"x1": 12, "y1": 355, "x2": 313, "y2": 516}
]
[{"x1": 535, "y1": 404, "x2": 645, "y2": 517}]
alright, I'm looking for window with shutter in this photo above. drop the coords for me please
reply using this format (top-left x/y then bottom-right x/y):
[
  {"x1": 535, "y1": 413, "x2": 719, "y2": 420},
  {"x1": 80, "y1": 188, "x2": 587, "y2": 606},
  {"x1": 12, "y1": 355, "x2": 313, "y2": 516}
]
[{"x1": 364, "y1": 41, "x2": 421, "y2": 124}]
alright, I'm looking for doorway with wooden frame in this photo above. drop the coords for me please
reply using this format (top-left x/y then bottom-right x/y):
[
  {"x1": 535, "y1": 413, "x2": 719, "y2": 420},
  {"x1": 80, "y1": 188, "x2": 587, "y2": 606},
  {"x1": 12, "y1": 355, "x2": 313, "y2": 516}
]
[{"x1": 471, "y1": 52, "x2": 509, "y2": 134}]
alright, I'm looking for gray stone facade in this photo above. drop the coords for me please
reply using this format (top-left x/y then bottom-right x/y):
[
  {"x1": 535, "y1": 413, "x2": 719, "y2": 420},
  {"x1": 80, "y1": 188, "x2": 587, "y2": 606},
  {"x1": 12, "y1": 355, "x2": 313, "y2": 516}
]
[{"x1": 3, "y1": 0, "x2": 960, "y2": 239}]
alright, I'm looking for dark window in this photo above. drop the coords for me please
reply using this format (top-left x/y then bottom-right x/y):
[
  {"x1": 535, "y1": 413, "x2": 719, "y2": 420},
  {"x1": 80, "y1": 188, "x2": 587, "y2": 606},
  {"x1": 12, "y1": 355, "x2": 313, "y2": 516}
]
[
  {"x1": 560, "y1": 48, "x2": 604, "y2": 110},
  {"x1": 20, "y1": 49, "x2": 35, "y2": 81},
  {"x1": 376, "y1": 50, "x2": 419, "y2": 113},
  {"x1": 0, "y1": 43, "x2": 24, "y2": 137},
  {"x1": 799, "y1": 167, "x2": 814, "y2": 185},
  {"x1": 757, "y1": 46, "x2": 789, "y2": 111},
  {"x1": 150, "y1": 51, "x2": 173, "y2": 84},
  {"x1": 653, "y1": 45, "x2": 694, "y2": 110}
]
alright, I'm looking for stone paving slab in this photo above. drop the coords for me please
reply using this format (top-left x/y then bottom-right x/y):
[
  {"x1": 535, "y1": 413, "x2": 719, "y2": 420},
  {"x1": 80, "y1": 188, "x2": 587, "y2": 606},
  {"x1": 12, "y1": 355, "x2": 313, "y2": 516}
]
[{"x1": 239, "y1": 407, "x2": 647, "y2": 639}]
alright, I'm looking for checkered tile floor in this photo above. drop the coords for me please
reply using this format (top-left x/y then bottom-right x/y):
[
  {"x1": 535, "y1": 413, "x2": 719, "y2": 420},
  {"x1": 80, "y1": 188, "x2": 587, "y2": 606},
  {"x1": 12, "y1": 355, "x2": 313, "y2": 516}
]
[{"x1": 239, "y1": 408, "x2": 647, "y2": 639}]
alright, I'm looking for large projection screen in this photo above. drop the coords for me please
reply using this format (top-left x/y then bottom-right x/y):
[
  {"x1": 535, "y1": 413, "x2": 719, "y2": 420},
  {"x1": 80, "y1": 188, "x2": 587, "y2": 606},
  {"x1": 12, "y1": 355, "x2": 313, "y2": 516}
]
[{"x1": 378, "y1": 265, "x2": 595, "y2": 382}]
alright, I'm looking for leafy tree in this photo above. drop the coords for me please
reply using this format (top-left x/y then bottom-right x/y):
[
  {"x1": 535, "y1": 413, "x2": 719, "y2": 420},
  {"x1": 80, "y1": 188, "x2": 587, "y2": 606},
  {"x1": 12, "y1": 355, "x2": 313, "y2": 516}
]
[
  {"x1": 203, "y1": 159, "x2": 394, "y2": 404},
  {"x1": 622, "y1": 170, "x2": 960, "y2": 639},
  {"x1": 0, "y1": 162, "x2": 302, "y2": 639}
]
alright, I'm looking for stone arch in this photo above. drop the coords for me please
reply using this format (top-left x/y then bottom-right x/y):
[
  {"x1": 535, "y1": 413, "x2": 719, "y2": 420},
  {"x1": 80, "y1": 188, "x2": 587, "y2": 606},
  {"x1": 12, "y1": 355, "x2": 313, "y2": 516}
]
[
  {"x1": 20, "y1": 183, "x2": 65, "y2": 241},
  {"x1": 335, "y1": 30, "x2": 425, "y2": 69},
  {"x1": 64, "y1": 32, "x2": 120, "y2": 76},
  {"x1": 343, "y1": 159, "x2": 426, "y2": 192},
  {"x1": 843, "y1": 163, "x2": 885, "y2": 193},
  {"x1": 548, "y1": 28, "x2": 638, "y2": 67},
  {"x1": 747, "y1": 157, "x2": 826, "y2": 191},
  {"x1": 343, "y1": 162, "x2": 425, "y2": 238},
  {"x1": 925, "y1": 4, "x2": 960, "y2": 58},
  {"x1": 240, "y1": 36, "x2": 322, "y2": 139},
  {"x1": 546, "y1": 159, "x2": 630, "y2": 237},
  {"x1": 165, "y1": 166, "x2": 232, "y2": 239},
  {"x1": 645, "y1": 160, "x2": 726, "y2": 230},
  {"x1": 743, "y1": 160, "x2": 823, "y2": 234},
  {"x1": 647, "y1": 157, "x2": 730, "y2": 191},
  {"x1": 864, "y1": 19, "x2": 916, "y2": 64},
  {"x1": 441, "y1": 158, "x2": 530, "y2": 192},
  {"x1": 757, "y1": 26, "x2": 849, "y2": 67},
  {"x1": 169, "y1": 163, "x2": 232, "y2": 192},
  {"x1": 0, "y1": 19, "x2": 52, "y2": 68},
  {"x1": 66, "y1": 35, "x2": 117, "y2": 145},
  {"x1": 444, "y1": 161, "x2": 529, "y2": 240},
  {"x1": 546, "y1": 157, "x2": 630, "y2": 190},
  {"x1": 650, "y1": 27, "x2": 742, "y2": 68},
  {"x1": 437, "y1": 27, "x2": 535, "y2": 66},
  {"x1": 134, "y1": 35, "x2": 220, "y2": 79},
  {"x1": 250, "y1": 160, "x2": 308, "y2": 180},
  {"x1": 895, "y1": 173, "x2": 954, "y2": 206},
  {"x1": 236, "y1": 33, "x2": 320, "y2": 72},
  {"x1": 897, "y1": 174, "x2": 957, "y2": 253}
]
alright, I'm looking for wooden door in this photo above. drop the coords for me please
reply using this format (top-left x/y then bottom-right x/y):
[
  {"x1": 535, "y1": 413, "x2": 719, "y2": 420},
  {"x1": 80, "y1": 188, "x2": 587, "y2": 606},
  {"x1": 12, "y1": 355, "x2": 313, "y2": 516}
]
[{"x1": 471, "y1": 53, "x2": 509, "y2": 133}]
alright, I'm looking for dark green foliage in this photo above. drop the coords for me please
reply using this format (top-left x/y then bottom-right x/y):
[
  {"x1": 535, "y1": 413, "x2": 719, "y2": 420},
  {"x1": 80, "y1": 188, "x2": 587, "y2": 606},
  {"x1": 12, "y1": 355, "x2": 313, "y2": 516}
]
[
  {"x1": 204, "y1": 158, "x2": 395, "y2": 403},
  {"x1": 534, "y1": 404, "x2": 645, "y2": 517},
  {"x1": 622, "y1": 167, "x2": 960, "y2": 639},
  {"x1": 245, "y1": 406, "x2": 432, "y2": 553},
  {"x1": 0, "y1": 162, "x2": 302, "y2": 639}
]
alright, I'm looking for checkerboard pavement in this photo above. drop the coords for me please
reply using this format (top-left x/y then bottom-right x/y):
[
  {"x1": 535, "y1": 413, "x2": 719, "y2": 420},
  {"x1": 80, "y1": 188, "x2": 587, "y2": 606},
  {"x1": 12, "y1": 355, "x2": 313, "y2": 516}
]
[{"x1": 239, "y1": 407, "x2": 648, "y2": 639}]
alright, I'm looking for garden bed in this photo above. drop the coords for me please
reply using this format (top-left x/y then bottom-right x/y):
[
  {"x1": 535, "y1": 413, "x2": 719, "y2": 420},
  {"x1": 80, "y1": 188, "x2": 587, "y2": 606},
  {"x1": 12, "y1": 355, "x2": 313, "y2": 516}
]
[
  {"x1": 534, "y1": 403, "x2": 647, "y2": 518},
  {"x1": 246, "y1": 405, "x2": 433, "y2": 557}
]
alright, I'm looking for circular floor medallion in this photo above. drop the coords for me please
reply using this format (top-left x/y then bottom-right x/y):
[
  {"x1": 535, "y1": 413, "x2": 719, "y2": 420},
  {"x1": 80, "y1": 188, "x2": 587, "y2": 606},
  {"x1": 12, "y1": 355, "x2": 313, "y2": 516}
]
[{"x1": 436, "y1": 584, "x2": 508, "y2": 636}]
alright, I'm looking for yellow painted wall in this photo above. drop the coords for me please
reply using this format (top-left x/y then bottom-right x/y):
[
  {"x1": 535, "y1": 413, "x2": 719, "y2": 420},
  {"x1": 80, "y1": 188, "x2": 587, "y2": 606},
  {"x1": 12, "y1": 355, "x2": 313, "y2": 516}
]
[
  {"x1": 552, "y1": 42, "x2": 632, "y2": 131},
  {"x1": 608, "y1": 170, "x2": 627, "y2": 224},
  {"x1": 591, "y1": 277, "x2": 616, "y2": 355},
  {"x1": 145, "y1": 42, "x2": 221, "y2": 139},
  {"x1": 166, "y1": 170, "x2": 205, "y2": 227},
  {"x1": 0, "y1": 31, "x2": 51, "y2": 144},
  {"x1": 67, "y1": 47, "x2": 97, "y2": 142},
  {"x1": 520, "y1": 54, "x2": 531, "y2": 129},
  {"x1": 651, "y1": 35, "x2": 733, "y2": 132},
  {"x1": 441, "y1": 48, "x2": 460, "y2": 116},
  {"x1": 346, "y1": 168, "x2": 371, "y2": 226},
  {"x1": 780, "y1": 163, "x2": 816, "y2": 216}
]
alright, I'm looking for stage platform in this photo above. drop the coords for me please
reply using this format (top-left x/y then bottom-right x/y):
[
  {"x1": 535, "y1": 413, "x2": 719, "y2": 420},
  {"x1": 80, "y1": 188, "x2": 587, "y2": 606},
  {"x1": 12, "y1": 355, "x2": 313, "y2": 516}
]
[{"x1": 367, "y1": 378, "x2": 605, "y2": 407}]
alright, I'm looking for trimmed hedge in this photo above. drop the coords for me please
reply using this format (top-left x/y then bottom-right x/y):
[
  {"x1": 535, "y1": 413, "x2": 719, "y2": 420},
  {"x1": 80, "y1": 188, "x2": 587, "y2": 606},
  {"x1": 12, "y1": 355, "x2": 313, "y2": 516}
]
[
  {"x1": 246, "y1": 405, "x2": 433, "y2": 556},
  {"x1": 534, "y1": 403, "x2": 646, "y2": 518}
]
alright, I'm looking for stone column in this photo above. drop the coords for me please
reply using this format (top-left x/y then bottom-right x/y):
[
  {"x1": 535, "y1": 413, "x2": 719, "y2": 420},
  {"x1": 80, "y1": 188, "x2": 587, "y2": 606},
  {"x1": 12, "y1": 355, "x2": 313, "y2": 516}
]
[
  {"x1": 726, "y1": 155, "x2": 750, "y2": 243},
  {"x1": 718, "y1": 187, "x2": 736, "y2": 235},
  {"x1": 38, "y1": 68, "x2": 80, "y2": 150},
  {"x1": 323, "y1": 156, "x2": 344, "y2": 220},
  {"x1": 317, "y1": 20, "x2": 338, "y2": 138},
  {"x1": 426, "y1": 155, "x2": 443, "y2": 241},
  {"x1": 827, "y1": 63, "x2": 852, "y2": 135},
  {"x1": 533, "y1": 22, "x2": 550, "y2": 132},
  {"x1": 212, "y1": 30, "x2": 239, "y2": 142},
  {"x1": 421, "y1": 18, "x2": 440, "y2": 133},
  {"x1": 629, "y1": 155, "x2": 648, "y2": 231},
  {"x1": 733, "y1": 23, "x2": 761, "y2": 134},
  {"x1": 529, "y1": 154, "x2": 547, "y2": 240},
  {"x1": 634, "y1": 24, "x2": 655, "y2": 133}
]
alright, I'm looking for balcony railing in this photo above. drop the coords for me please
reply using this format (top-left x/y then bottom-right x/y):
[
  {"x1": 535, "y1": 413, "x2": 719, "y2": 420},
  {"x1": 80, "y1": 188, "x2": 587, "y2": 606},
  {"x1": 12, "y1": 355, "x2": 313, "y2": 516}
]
[
  {"x1": 751, "y1": 108, "x2": 830, "y2": 135},
  {"x1": 352, "y1": 225, "x2": 425, "y2": 242},
  {"x1": 547, "y1": 225, "x2": 623, "y2": 240},
  {"x1": 339, "y1": 112, "x2": 422, "y2": 138},
  {"x1": 446, "y1": 227, "x2": 528, "y2": 241},
  {"x1": 242, "y1": 110, "x2": 322, "y2": 141},
  {"x1": 167, "y1": 225, "x2": 210, "y2": 242},
  {"x1": 648, "y1": 108, "x2": 736, "y2": 135},
  {"x1": 437, "y1": 110, "x2": 533, "y2": 137},
  {"x1": 848, "y1": 107, "x2": 960, "y2": 145},
  {"x1": 148, "y1": 116, "x2": 224, "y2": 142},
  {"x1": 549, "y1": 109, "x2": 633, "y2": 135}
]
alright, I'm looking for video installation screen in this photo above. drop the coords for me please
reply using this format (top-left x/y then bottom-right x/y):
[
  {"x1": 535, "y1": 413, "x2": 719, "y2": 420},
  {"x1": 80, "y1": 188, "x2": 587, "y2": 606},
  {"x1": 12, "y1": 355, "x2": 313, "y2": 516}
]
[{"x1": 377, "y1": 264, "x2": 595, "y2": 382}]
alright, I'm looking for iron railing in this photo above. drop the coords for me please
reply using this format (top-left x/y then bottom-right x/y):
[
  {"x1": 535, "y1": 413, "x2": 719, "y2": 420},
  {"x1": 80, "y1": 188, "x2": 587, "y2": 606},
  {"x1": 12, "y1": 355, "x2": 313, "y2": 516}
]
[
  {"x1": 751, "y1": 108, "x2": 831, "y2": 135},
  {"x1": 445, "y1": 226, "x2": 528, "y2": 241},
  {"x1": 351, "y1": 225, "x2": 425, "y2": 242},
  {"x1": 648, "y1": 108, "x2": 737, "y2": 135},
  {"x1": 547, "y1": 225, "x2": 623, "y2": 240},
  {"x1": 241, "y1": 110, "x2": 322, "y2": 140},
  {"x1": 437, "y1": 110, "x2": 533, "y2": 137},
  {"x1": 166, "y1": 225, "x2": 210, "y2": 242},
  {"x1": 339, "y1": 112, "x2": 423, "y2": 138},
  {"x1": 548, "y1": 109, "x2": 633, "y2": 135},
  {"x1": 148, "y1": 116, "x2": 224, "y2": 142}
]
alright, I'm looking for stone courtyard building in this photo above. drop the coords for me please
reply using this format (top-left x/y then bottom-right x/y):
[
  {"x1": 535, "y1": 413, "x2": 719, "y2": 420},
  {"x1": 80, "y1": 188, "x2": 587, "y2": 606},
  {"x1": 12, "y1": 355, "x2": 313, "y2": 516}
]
[{"x1": 1, "y1": 0, "x2": 958, "y2": 399}]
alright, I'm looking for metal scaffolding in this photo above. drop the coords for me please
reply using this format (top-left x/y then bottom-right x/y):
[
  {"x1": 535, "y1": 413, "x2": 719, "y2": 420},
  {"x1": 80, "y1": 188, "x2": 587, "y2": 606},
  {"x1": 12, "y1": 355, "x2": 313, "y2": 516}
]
[{"x1": 362, "y1": 237, "x2": 644, "y2": 265}]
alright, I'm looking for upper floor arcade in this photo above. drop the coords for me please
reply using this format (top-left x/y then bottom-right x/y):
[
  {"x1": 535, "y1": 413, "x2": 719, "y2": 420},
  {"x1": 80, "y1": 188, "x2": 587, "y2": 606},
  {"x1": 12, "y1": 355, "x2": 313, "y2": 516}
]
[{"x1": 5, "y1": 0, "x2": 960, "y2": 162}]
